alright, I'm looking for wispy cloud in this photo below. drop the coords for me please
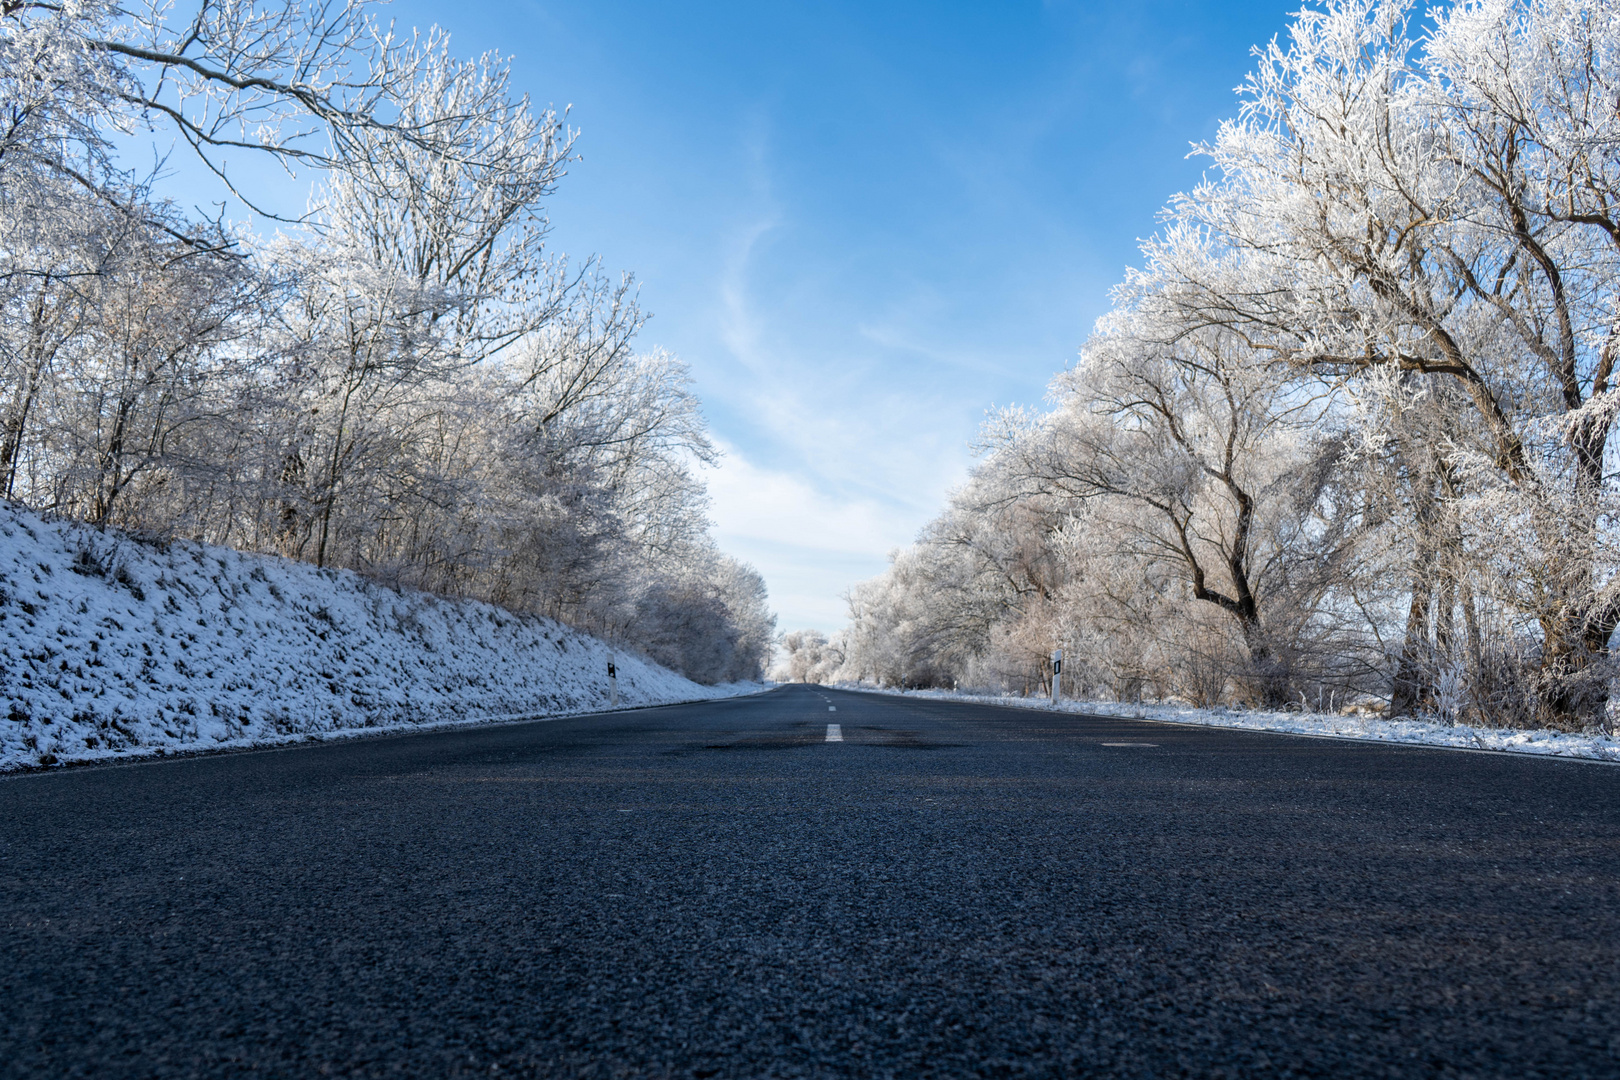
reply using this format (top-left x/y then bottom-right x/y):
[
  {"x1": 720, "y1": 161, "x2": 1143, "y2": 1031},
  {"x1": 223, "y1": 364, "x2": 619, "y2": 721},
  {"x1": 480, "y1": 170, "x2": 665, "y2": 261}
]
[
  {"x1": 717, "y1": 210, "x2": 781, "y2": 376},
  {"x1": 699, "y1": 114, "x2": 975, "y2": 622},
  {"x1": 702, "y1": 441, "x2": 925, "y2": 630},
  {"x1": 716, "y1": 106, "x2": 783, "y2": 376},
  {"x1": 705, "y1": 440, "x2": 909, "y2": 555}
]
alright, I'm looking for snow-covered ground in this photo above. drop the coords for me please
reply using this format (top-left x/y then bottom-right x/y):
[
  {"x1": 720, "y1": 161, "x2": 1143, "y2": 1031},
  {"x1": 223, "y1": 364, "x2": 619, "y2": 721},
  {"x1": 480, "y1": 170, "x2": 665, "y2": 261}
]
[
  {"x1": 838, "y1": 684, "x2": 1620, "y2": 764},
  {"x1": 0, "y1": 505, "x2": 764, "y2": 771}
]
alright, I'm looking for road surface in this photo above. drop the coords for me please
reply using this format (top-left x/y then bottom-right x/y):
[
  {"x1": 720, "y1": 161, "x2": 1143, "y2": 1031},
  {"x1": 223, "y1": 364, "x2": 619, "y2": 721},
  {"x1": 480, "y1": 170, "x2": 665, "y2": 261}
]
[{"x1": 3, "y1": 684, "x2": 1619, "y2": 1077}]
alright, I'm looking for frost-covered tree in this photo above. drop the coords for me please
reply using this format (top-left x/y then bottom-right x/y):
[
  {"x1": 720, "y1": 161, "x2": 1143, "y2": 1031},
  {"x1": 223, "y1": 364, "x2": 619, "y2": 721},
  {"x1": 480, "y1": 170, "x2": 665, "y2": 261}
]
[
  {"x1": 1147, "y1": 0, "x2": 1620, "y2": 724},
  {"x1": 840, "y1": 298, "x2": 1371, "y2": 707},
  {"x1": 774, "y1": 629, "x2": 847, "y2": 683},
  {"x1": 0, "y1": 0, "x2": 776, "y2": 684},
  {"x1": 1008, "y1": 280, "x2": 1360, "y2": 705},
  {"x1": 841, "y1": 0, "x2": 1620, "y2": 727}
]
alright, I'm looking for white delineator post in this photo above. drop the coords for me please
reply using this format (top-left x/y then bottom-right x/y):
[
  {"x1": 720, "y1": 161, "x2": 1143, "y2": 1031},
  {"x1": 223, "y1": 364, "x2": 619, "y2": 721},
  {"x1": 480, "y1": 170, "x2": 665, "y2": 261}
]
[
  {"x1": 1051, "y1": 648, "x2": 1062, "y2": 704},
  {"x1": 608, "y1": 653, "x2": 618, "y2": 708}
]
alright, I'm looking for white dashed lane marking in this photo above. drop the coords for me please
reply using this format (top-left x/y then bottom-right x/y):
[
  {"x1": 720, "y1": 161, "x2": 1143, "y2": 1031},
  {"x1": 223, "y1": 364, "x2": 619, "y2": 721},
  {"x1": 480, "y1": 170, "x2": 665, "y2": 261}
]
[
  {"x1": 829, "y1": 706, "x2": 836, "y2": 712},
  {"x1": 1101, "y1": 742, "x2": 1158, "y2": 747},
  {"x1": 826, "y1": 724, "x2": 843, "y2": 742}
]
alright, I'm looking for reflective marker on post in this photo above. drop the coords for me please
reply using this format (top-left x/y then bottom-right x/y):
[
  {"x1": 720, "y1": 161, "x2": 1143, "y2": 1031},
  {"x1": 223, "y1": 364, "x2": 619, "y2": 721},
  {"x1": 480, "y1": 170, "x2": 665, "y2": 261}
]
[
  {"x1": 608, "y1": 654, "x2": 618, "y2": 709},
  {"x1": 1051, "y1": 648, "x2": 1062, "y2": 704}
]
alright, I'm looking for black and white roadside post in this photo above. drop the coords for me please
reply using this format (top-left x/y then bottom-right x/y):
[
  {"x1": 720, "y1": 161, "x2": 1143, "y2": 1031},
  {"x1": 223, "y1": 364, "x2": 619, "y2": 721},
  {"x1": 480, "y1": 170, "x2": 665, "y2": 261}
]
[
  {"x1": 1051, "y1": 648, "x2": 1062, "y2": 704},
  {"x1": 607, "y1": 654, "x2": 618, "y2": 708}
]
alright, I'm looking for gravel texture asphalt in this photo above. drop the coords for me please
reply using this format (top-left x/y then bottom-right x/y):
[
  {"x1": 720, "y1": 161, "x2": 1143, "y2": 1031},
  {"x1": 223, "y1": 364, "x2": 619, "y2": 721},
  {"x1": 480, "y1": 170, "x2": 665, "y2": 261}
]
[{"x1": 3, "y1": 683, "x2": 1620, "y2": 1078}]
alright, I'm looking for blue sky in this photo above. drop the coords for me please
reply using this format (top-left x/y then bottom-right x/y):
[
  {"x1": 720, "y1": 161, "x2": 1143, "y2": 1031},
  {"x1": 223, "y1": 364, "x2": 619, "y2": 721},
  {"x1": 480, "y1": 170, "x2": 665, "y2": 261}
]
[
  {"x1": 176, "y1": 0, "x2": 1302, "y2": 632},
  {"x1": 453, "y1": 0, "x2": 1305, "y2": 633}
]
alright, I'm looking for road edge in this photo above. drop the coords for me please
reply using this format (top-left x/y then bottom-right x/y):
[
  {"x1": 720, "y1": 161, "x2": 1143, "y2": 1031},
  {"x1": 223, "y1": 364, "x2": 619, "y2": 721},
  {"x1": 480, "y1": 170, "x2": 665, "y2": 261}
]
[
  {"x1": 0, "y1": 684, "x2": 785, "y2": 779},
  {"x1": 826, "y1": 685, "x2": 1620, "y2": 768}
]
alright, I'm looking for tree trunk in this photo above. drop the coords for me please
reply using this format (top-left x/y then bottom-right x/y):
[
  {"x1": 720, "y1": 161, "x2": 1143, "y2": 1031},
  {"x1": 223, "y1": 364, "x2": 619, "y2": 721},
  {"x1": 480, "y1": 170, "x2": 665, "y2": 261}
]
[
  {"x1": 1236, "y1": 613, "x2": 1289, "y2": 709},
  {"x1": 1388, "y1": 565, "x2": 1433, "y2": 718}
]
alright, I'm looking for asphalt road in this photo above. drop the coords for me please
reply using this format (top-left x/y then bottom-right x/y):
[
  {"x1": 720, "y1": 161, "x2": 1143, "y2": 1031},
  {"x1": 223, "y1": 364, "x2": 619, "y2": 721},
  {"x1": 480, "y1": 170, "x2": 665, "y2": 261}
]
[{"x1": 3, "y1": 684, "x2": 1619, "y2": 1078}]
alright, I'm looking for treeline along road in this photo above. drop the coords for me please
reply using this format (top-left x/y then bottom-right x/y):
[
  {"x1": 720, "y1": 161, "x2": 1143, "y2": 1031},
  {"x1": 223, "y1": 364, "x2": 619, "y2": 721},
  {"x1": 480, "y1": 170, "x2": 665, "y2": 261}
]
[{"x1": 3, "y1": 685, "x2": 1618, "y2": 1076}]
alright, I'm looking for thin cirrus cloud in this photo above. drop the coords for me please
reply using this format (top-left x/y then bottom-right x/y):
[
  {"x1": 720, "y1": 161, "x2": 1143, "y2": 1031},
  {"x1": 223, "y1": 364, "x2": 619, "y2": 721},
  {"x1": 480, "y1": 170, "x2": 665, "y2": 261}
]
[
  {"x1": 703, "y1": 165, "x2": 977, "y2": 597},
  {"x1": 702, "y1": 441, "x2": 920, "y2": 630},
  {"x1": 704, "y1": 220, "x2": 966, "y2": 632}
]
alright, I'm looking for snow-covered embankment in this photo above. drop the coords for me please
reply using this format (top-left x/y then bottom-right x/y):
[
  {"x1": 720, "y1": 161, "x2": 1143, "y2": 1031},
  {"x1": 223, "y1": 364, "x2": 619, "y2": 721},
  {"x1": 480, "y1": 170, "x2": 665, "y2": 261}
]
[{"x1": 0, "y1": 505, "x2": 759, "y2": 770}]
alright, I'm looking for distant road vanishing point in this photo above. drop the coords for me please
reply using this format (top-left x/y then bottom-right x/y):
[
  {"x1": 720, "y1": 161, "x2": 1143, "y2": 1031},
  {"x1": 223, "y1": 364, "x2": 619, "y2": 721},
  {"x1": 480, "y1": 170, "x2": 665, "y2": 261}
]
[{"x1": 3, "y1": 684, "x2": 1618, "y2": 1077}]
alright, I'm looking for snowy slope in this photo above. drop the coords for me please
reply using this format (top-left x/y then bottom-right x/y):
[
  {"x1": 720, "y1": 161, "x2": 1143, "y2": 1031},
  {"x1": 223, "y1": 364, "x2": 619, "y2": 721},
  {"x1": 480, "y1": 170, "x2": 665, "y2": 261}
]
[
  {"x1": 838, "y1": 685, "x2": 1620, "y2": 764},
  {"x1": 0, "y1": 504, "x2": 761, "y2": 770}
]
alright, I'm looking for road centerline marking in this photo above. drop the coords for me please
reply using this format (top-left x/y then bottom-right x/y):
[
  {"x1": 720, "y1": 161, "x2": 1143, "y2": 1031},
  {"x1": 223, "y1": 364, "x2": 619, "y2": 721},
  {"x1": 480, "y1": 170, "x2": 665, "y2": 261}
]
[{"x1": 826, "y1": 723, "x2": 843, "y2": 742}]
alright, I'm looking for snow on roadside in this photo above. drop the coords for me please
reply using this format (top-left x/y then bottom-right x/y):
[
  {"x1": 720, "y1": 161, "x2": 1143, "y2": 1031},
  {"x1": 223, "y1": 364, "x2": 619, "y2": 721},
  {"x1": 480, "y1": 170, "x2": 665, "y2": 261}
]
[
  {"x1": 0, "y1": 504, "x2": 763, "y2": 771},
  {"x1": 836, "y1": 684, "x2": 1620, "y2": 764}
]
